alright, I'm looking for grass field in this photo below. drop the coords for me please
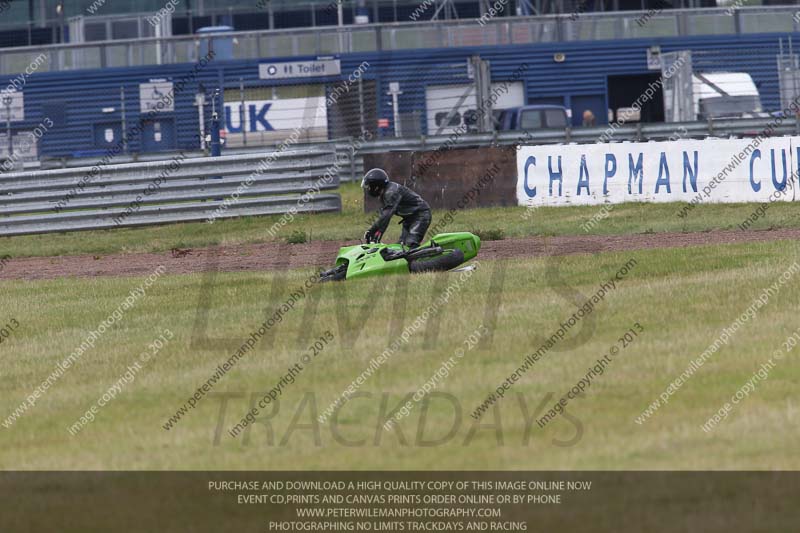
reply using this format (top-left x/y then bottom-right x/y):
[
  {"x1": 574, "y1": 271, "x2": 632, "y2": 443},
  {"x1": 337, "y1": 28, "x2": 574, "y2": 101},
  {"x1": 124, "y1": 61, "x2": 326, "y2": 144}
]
[
  {"x1": 2, "y1": 238, "x2": 798, "y2": 470},
  {"x1": 2, "y1": 181, "x2": 799, "y2": 258}
]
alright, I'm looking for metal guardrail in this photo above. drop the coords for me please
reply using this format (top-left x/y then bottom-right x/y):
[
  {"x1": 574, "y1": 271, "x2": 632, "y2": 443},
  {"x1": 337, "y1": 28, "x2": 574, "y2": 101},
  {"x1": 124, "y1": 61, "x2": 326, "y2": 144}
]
[
  {"x1": 0, "y1": 148, "x2": 341, "y2": 236},
  {"x1": 37, "y1": 117, "x2": 800, "y2": 184},
  {"x1": 356, "y1": 117, "x2": 800, "y2": 154},
  {"x1": 5, "y1": 117, "x2": 786, "y2": 235},
  {"x1": 3, "y1": 6, "x2": 800, "y2": 74}
]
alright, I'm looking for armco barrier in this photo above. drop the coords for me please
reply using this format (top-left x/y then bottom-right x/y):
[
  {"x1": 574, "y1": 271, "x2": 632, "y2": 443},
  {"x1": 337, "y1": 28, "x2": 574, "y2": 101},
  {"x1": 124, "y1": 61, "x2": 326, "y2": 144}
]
[
  {"x1": 0, "y1": 149, "x2": 341, "y2": 236},
  {"x1": 38, "y1": 117, "x2": 800, "y2": 183}
]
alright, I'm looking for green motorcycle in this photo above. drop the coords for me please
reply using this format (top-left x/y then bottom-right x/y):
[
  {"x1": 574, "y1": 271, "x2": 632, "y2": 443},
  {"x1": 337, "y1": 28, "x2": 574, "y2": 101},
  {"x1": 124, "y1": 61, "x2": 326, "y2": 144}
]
[{"x1": 319, "y1": 232, "x2": 481, "y2": 282}]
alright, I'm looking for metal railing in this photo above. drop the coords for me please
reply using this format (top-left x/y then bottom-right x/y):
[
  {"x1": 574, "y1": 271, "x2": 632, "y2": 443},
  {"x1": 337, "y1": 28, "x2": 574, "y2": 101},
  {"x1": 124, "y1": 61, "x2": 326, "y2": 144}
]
[
  {"x1": 38, "y1": 116, "x2": 798, "y2": 185},
  {"x1": 357, "y1": 116, "x2": 800, "y2": 152},
  {"x1": 0, "y1": 148, "x2": 341, "y2": 236},
  {"x1": 2, "y1": 115, "x2": 787, "y2": 235},
  {"x1": 3, "y1": 6, "x2": 800, "y2": 75}
]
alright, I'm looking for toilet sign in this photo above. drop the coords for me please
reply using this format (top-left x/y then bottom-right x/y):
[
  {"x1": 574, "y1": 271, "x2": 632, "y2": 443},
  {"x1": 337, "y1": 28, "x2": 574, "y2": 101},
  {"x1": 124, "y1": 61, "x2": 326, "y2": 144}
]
[
  {"x1": 259, "y1": 59, "x2": 341, "y2": 80},
  {"x1": 139, "y1": 81, "x2": 174, "y2": 113}
]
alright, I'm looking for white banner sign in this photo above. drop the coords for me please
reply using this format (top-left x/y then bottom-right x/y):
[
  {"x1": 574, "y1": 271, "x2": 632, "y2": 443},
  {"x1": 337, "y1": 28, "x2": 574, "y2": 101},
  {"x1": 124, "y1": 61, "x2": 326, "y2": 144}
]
[
  {"x1": 224, "y1": 96, "x2": 327, "y2": 133},
  {"x1": 516, "y1": 137, "x2": 800, "y2": 207},
  {"x1": 223, "y1": 96, "x2": 328, "y2": 145}
]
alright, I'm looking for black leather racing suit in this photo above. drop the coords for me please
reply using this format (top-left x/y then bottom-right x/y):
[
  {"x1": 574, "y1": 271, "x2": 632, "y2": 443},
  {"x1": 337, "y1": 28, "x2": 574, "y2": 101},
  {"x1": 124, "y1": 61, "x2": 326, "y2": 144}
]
[{"x1": 368, "y1": 182, "x2": 431, "y2": 247}]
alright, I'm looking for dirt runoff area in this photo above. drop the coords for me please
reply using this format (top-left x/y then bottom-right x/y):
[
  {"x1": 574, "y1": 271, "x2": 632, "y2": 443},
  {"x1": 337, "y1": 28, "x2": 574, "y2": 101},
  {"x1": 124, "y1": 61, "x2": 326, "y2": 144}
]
[{"x1": 2, "y1": 228, "x2": 799, "y2": 281}]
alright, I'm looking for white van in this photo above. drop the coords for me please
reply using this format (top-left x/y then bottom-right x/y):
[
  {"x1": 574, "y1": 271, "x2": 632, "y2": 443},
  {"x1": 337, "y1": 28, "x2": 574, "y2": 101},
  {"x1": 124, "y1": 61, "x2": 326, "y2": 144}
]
[{"x1": 691, "y1": 72, "x2": 765, "y2": 120}]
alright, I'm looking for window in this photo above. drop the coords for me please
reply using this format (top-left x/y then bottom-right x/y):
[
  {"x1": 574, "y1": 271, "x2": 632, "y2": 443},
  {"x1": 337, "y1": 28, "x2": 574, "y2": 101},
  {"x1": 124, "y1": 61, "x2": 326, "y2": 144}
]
[
  {"x1": 698, "y1": 96, "x2": 761, "y2": 119},
  {"x1": 463, "y1": 110, "x2": 478, "y2": 127},
  {"x1": 519, "y1": 110, "x2": 542, "y2": 129},
  {"x1": 544, "y1": 109, "x2": 568, "y2": 128},
  {"x1": 435, "y1": 112, "x2": 461, "y2": 127}
]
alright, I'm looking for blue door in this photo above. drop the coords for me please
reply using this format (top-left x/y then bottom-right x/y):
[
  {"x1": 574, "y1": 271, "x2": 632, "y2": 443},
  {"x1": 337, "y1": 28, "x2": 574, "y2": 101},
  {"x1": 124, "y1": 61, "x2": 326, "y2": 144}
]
[
  {"x1": 141, "y1": 119, "x2": 176, "y2": 152},
  {"x1": 93, "y1": 122, "x2": 123, "y2": 149}
]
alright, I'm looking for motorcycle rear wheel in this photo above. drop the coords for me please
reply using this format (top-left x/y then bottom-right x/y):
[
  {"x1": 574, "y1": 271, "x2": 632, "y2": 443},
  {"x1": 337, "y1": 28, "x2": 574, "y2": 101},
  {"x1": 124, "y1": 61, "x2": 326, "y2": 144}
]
[{"x1": 408, "y1": 248, "x2": 465, "y2": 273}]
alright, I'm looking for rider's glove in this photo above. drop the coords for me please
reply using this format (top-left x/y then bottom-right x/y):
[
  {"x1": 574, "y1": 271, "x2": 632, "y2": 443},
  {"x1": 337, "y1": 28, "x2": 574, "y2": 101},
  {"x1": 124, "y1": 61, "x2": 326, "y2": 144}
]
[{"x1": 364, "y1": 230, "x2": 374, "y2": 243}]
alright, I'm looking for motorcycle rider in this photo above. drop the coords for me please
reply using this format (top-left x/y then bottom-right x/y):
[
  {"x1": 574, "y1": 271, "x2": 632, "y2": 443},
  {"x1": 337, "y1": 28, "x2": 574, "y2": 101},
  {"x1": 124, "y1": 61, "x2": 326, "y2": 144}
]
[{"x1": 362, "y1": 168, "x2": 431, "y2": 248}]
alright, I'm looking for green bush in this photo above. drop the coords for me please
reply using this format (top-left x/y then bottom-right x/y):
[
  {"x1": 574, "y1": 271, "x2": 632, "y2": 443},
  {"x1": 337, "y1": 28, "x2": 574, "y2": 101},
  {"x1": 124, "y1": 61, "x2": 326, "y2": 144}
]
[
  {"x1": 285, "y1": 230, "x2": 307, "y2": 244},
  {"x1": 471, "y1": 228, "x2": 505, "y2": 241}
]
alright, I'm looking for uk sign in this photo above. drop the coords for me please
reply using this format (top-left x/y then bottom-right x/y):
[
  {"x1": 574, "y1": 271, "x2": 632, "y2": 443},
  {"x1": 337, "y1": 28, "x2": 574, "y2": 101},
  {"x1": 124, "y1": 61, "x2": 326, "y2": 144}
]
[{"x1": 223, "y1": 96, "x2": 328, "y2": 144}]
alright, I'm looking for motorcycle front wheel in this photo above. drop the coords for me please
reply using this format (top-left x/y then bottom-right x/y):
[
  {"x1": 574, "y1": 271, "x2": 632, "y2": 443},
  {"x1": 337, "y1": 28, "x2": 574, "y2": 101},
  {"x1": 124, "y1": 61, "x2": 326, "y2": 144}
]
[
  {"x1": 408, "y1": 248, "x2": 465, "y2": 273},
  {"x1": 320, "y1": 263, "x2": 348, "y2": 282}
]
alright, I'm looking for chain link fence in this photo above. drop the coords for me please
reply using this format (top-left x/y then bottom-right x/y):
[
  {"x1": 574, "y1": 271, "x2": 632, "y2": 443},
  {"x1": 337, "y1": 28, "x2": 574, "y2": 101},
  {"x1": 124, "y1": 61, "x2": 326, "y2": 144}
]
[{"x1": 3, "y1": 35, "x2": 800, "y2": 175}]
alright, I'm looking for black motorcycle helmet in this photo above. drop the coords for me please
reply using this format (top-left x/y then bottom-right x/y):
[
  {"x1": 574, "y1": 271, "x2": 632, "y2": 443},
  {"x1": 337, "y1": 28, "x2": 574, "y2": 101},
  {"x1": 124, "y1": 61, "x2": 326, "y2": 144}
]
[{"x1": 362, "y1": 168, "x2": 389, "y2": 197}]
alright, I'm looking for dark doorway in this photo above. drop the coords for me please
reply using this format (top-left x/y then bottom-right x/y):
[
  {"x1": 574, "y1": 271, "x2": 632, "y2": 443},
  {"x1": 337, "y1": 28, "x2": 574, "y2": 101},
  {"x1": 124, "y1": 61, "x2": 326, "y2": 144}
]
[
  {"x1": 327, "y1": 80, "x2": 378, "y2": 138},
  {"x1": 607, "y1": 74, "x2": 665, "y2": 123}
]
